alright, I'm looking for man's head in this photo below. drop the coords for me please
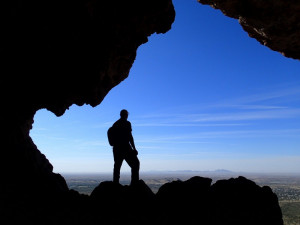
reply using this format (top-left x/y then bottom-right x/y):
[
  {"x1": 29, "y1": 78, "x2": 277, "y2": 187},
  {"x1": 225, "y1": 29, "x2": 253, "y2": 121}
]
[{"x1": 120, "y1": 109, "x2": 129, "y2": 120}]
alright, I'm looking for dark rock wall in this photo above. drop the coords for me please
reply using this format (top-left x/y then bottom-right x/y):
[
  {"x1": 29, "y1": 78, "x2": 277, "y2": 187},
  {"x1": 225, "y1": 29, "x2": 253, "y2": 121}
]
[{"x1": 198, "y1": 0, "x2": 300, "y2": 60}]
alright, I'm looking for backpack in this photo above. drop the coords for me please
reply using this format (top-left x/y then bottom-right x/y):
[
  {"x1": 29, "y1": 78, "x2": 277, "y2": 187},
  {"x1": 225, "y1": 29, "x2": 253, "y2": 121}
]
[{"x1": 107, "y1": 126, "x2": 116, "y2": 146}]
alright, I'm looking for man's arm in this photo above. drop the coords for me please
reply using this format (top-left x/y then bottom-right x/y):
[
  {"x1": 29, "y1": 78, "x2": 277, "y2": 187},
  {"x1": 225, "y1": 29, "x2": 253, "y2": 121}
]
[
  {"x1": 129, "y1": 134, "x2": 137, "y2": 151},
  {"x1": 128, "y1": 121, "x2": 138, "y2": 154},
  {"x1": 129, "y1": 134, "x2": 138, "y2": 155}
]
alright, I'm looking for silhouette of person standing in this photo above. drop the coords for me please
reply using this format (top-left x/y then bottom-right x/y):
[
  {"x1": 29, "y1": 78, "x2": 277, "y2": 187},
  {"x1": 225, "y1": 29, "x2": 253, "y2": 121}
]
[{"x1": 111, "y1": 109, "x2": 140, "y2": 185}]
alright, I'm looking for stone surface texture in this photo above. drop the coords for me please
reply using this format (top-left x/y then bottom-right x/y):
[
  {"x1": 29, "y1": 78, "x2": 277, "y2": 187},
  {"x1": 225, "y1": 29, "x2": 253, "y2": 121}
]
[{"x1": 198, "y1": 0, "x2": 300, "y2": 60}]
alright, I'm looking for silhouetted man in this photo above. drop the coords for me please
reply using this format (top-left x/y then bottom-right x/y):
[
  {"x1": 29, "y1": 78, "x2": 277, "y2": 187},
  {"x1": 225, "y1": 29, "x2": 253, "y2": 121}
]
[{"x1": 111, "y1": 109, "x2": 140, "y2": 185}]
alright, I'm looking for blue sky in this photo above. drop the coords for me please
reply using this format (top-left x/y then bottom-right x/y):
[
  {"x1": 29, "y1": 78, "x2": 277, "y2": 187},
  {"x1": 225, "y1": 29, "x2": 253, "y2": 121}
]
[{"x1": 30, "y1": 0, "x2": 300, "y2": 174}]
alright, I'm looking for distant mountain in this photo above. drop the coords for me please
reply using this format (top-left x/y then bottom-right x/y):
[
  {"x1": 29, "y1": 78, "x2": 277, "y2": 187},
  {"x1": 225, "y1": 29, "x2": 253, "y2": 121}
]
[
  {"x1": 144, "y1": 169, "x2": 234, "y2": 174},
  {"x1": 212, "y1": 169, "x2": 233, "y2": 173}
]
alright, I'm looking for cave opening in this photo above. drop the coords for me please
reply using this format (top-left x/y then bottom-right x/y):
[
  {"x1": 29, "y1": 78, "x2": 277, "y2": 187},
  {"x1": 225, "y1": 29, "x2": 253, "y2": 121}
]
[
  {"x1": 4, "y1": 1, "x2": 300, "y2": 225},
  {"x1": 30, "y1": 106, "x2": 114, "y2": 174},
  {"x1": 29, "y1": 0, "x2": 300, "y2": 178}
]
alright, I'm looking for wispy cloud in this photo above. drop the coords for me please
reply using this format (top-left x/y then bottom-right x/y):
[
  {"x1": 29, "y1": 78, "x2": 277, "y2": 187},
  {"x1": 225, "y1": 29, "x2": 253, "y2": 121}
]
[
  {"x1": 137, "y1": 129, "x2": 300, "y2": 143},
  {"x1": 132, "y1": 85, "x2": 300, "y2": 127},
  {"x1": 134, "y1": 122, "x2": 247, "y2": 127},
  {"x1": 192, "y1": 109, "x2": 300, "y2": 122},
  {"x1": 132, "y1": 108, "x2": 300, "y2": 128},
  {"x1": 227, "y1": 105, "x2": 288, "y2": 110},
  {"x1": 211, "y1": 86, "x2": 300, "y2": 108}
]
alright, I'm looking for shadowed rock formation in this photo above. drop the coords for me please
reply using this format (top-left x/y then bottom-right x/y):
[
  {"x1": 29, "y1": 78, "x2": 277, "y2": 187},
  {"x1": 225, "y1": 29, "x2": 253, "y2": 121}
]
[
  {"x1": 90, "y1": 180, "x2": 156, "y2": 225},
  {"x1": 209, "y1": 176, "x2": 283, "y2": 225},
  {"x1": 92, "y1": 176, "x2": 283, "y2": 225},
  {"x1": 9, "y1": 176, "x2": 276, "y2": 225},
  {"x1": 1, "y1": 175, "x2": 283, "y2": 224},
  {"x1": 156, "y1": 176, "x2": 212, "y2": 225},
  {"x1": 198, "y1": 0, "x2": 300, "y2": 60},
  {"x1": 155, "y1": 176, "x2": 282, "y2": 225}
]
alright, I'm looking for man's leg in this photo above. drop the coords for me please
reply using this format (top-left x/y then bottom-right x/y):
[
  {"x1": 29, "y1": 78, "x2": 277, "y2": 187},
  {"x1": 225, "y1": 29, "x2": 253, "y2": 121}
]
[
  {"x1": 113, "y1": 149, "x2": 123, "y2": 184},
  {"x1": 125, "y1": 152, "x2": 140, "y2": 185}
]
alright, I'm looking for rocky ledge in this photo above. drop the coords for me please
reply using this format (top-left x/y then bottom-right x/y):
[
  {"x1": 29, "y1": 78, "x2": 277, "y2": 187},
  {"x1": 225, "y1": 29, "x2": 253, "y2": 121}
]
[{"x1": 1, "y1": 176, "x2": 283, "y2": 225}]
